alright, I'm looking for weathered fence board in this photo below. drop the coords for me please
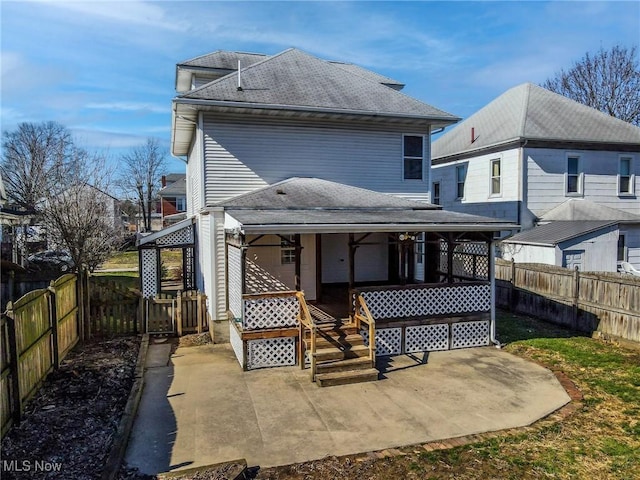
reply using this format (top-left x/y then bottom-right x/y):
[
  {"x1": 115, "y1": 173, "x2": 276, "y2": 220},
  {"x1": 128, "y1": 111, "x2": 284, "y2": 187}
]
[
  {"x1": 496, "y1": 259, "x2": 640, "y2": 342},
  {"x1": 89, "y1": 277, "x2": 140, "y2": 336}
]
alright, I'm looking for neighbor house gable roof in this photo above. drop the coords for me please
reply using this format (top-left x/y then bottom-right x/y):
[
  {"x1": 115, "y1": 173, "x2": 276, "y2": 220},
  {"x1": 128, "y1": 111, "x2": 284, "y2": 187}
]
[
  {"x1": 159, "y1": 177, "x2": 186, "y2": 197},
  {"x1": 178, "y1": 48, "x2": 456, "y2": 122},
  {"x1": 432, "y1": 83, "x2": 640, "y2": 162}
]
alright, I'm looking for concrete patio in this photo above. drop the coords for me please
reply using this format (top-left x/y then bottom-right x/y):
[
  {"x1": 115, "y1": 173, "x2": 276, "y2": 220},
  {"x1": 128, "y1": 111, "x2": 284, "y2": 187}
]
[{"x1": 125, "y1": 341, "x2": 571, "y2": 475}]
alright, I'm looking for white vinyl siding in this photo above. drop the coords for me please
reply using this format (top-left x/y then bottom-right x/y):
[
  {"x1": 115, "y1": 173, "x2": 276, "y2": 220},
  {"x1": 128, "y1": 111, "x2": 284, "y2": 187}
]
[
  {"x1": 203, "y1": 117, "x2": 431, "y2": 204},
  {"x1": 526, "y1": 148, "x2": 640, "y2": 217},
  {"x1": 186, "y1": 124, "x2": 202, "y2": 216}
]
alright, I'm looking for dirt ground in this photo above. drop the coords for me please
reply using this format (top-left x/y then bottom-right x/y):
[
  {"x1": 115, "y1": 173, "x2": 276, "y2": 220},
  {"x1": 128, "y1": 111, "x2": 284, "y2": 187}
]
[{"x1": 1, "y1": 336, "x2": 141, "y2": 480}]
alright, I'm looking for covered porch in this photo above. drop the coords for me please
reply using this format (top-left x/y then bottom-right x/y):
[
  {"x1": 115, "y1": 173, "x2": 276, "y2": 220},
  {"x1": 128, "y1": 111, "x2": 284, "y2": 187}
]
[{"x1": 219, "y1": 178, "x2": 516, "y2": 382}]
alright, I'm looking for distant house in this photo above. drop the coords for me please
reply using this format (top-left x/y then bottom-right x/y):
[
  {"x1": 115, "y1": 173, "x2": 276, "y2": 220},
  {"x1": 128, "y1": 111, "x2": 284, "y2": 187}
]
[
  {"x1": 139, "y1": 48, "x2": 515, "y2": 379},
  {"x1": 432, "y1": 83, "x2": 640, "y2": 272},
  {"x1": 159, "y1": 173, "x2": 187, "y2": 226}
]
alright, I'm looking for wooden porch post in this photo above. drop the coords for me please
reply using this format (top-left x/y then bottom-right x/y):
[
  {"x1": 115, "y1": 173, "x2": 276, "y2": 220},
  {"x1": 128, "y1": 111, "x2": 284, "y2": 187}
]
[
  {"x1": 294, "y1": 234, "x2": 302, "y2": 291},
  {"x1": 348, "y1": 233, "x2": 356, "y2": 291},
  {"x1": 315, "y1": 234, "x2": 322, "y2": 301},
  {"x1": 447, "y1": 233, "x2": 454, "y2": 283}
]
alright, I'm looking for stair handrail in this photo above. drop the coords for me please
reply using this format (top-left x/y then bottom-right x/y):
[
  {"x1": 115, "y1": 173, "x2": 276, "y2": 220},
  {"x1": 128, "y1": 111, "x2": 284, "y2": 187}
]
[
  {"x1": 353, "y1": 293, "x2": 376, "y2": 361},
  {"x1": 295, "y1": 291, "x2": 317, "y2": 379}
]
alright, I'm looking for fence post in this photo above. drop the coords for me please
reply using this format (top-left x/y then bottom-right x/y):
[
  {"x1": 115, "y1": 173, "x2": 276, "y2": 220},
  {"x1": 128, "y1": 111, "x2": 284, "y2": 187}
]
[
  {"x1": 84, "y1": 270, "x2": 91, "y2": 339},
  {"x1": 5, "y1": 302, "x2": 22, "y2": 425},
  {"x1": 176, "y1": 291, "x2": 183, "y2": 337},
  {"x1": 48, "y1": 282, "x2": 60, "y2": 370},
  {"x1": 572, "y1": 267, "x2": 580, "y2": 330},
  {"x1": 76, "y1": 271, "x2": 85, "y2": 342},
  {"x1": 197, "y1": 292, "x2": 203, "y2": 334},
  {"x1": 509, "y1": 259, "x2": 516, "y2": 312}
]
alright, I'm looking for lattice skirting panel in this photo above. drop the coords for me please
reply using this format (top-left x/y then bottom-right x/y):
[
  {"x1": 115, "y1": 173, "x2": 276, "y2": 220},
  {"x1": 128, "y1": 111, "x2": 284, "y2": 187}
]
[
  {"x1": 243, "y1": 296, "x2": 299, "y2": 330},
  {"x1": 229, "y1": 321, "x2": 245, "y2": 368},
  {"x1": 362, "y1": 321, "x2": 491, "y2": 356},
  {"x1": 247, "y1": 337, "x2": 296, "y2": 370},
  {"x1": 361, "y1": 327, "x2": 402, "y2": 356},
  {"x1": 405, "y1": 324, "x2": 449, "y2": 353},
  {"x1": 451, "y1": 321, "x2": 490, "y2": 349}
]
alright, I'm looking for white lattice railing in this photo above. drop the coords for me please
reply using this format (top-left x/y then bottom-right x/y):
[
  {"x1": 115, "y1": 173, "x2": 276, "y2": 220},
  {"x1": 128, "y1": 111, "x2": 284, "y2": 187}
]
[
  {"x1": 242, "y1": 291, "x2": 300, "y2": 330},
  {"x1": 355, "y1": 283, "x2": 490, "y2": 320}
]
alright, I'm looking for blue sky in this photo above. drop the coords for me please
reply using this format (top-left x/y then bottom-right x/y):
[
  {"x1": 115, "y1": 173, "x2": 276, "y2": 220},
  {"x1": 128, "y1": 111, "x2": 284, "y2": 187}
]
[{"x1": 1, "y1": 1, "x2": 639, "y2": 172}]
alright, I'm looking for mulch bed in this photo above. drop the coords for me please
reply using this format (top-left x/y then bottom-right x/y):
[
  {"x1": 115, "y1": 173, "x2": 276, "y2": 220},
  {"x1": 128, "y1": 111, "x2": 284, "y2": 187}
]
[{"x1": 1, "y1": 336, "x2": 141, "y2": 480}]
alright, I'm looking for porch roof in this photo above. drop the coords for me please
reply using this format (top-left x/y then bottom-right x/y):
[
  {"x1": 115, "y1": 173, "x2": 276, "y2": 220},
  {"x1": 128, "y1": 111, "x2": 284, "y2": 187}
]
[{"x1": 221, "y1": 177, "x2": 517, "y2": 234}]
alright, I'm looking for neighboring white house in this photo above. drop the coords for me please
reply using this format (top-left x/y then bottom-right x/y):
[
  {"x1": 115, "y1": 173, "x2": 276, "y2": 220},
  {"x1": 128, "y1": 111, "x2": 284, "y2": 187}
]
[
  {"x1": 140, "y1": 48, "x2": 516, "y2": 377},
  {"x1": 431, "y1": 83, "x2": 640, "y2": 272}
]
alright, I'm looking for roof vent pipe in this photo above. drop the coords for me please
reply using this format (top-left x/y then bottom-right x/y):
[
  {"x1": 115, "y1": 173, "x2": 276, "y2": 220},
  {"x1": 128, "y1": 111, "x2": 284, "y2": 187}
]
[{"x1": 237, "y1": 60, "x2": 243, "y2": 91}]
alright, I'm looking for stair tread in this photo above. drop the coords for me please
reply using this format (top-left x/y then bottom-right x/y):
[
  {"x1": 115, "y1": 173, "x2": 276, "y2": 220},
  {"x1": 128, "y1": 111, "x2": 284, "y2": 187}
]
[
  {"x1": 315, "y1": 368, "x2": 379, "y2": 380},
  {"x1": 316, "y1": 356, "x2": 372, "y2": 367},
  {"x1": 305, "y1": 334, "x2": 363, "y2": 344},
  {"x1": 313, "y1": 344, "x2": 369, "y2": 354}
]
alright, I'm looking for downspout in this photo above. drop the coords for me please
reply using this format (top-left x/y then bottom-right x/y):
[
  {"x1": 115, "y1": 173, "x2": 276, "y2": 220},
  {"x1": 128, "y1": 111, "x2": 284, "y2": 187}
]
[{"x1": 488, "y1": 240, "x2": 501, "y2": 347}]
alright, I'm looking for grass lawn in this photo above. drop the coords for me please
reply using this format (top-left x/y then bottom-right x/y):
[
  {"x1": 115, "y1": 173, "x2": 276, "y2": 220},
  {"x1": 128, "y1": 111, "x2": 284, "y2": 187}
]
[
  {"x1": 99, "y1": 249, "x2": 182, "y2": 270},
  {"x1": 91, "y1": 271, "x2": 139, "y2": 290},
  {"x1": 259, "y1": 310, "x2": 640, "y2": 480}
]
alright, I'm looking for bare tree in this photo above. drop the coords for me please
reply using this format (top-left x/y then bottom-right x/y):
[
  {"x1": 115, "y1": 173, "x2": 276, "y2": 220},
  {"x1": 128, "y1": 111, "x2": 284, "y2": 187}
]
[
  {"x1": 0, "y1": 121, "x2": 77, "y2": 211},
  {"x1": 542, "y1": 45, "x2": 640, "y2": 126},
  {"x1": 43, "y1": 150, "x2": 122, "y2": 271},
  {"x1": 119, "y1": 138, "x2": 167, "y2": 232}
]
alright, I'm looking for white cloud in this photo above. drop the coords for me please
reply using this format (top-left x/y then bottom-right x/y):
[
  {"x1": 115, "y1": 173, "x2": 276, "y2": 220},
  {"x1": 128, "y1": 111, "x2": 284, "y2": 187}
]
[
  {"x1": 85, "y1": 102, "x2": 169, "y2": 114},
  {"x1": 34, "y1": 0, "x2": 188, "y2": 31}
]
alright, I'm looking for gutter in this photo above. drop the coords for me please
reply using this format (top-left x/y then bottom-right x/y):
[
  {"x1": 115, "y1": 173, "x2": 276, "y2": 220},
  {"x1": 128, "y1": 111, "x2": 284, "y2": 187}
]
[
  {"x1": 236, "y1": 222, "x2": 518, "y2": 235},
  {"x1": 173, "y1": 97, "x2": 461, "y2": 124}
]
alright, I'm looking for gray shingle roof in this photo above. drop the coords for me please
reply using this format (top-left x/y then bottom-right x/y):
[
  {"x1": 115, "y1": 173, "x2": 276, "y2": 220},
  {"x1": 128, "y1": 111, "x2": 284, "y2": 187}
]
[
  {"x1": 540, "y1": 199, "x2": 640, "y2": 222},
  {"x1": 178, "y1": 50, "x2": 267, "y2": 70},
  {"x1": 433, "y1": 83, "x2": 640, "y2": 160},
  {"x1": 178, "y1": 50, "x2": 404, "y2": 88},
  {"x1": 220, "y1": 178, "x2": 514, "y2": 233},
  {"x1": 505, "y1": 220, "x2": 617, "y2": 246},
  {"x1": 159, "y1": 177, "x2": 186, "y2": 196},
  {"x1": 179, "y1": 48, "x2": 457, "y2": 121},
  {"x1": 219, "y1": 177, "x2": 439, "y2": 210}
]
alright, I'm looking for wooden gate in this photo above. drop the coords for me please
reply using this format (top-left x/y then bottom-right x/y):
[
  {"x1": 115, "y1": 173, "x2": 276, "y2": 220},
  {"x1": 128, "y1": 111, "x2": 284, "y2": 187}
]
[
  {"x1": 89, "y1": 277, "x2": 141, "y2": 336},
  {"x1": 144, "y1": 291, "x2": 208, "y2": 335}
]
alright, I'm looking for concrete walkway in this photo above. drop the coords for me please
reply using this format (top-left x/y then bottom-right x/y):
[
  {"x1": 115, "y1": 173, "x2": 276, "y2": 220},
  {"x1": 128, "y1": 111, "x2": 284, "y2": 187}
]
[{"x1": 125, "y1": 342, "x2": 570, "y2": 474}]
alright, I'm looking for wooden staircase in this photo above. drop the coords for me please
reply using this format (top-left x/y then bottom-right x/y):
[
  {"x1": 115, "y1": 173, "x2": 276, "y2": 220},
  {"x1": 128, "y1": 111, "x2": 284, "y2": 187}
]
[{"x1": 303, "y1": 321, "x2": 378, "y2": 386}]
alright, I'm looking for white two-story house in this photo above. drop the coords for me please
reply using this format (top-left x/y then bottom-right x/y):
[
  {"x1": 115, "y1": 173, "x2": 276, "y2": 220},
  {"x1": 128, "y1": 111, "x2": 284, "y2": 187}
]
[
  {"x1": 432, "y1": 83, "x2": 640, "y2": 272},
  {"x1": 139, "y1": 48, "x2": 515, "y2": 383}
]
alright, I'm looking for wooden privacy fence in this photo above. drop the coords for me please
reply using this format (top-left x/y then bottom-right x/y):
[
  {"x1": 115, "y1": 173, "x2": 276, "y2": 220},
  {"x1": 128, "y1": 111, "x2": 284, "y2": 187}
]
[
  {"x1": 496, "y1": 260, "x2": 640, "y2": 342},
  {"x1": 1, "y1": 274, "x2": 79, "y2": 438},
  {"x1": 90, "y1": 276, "x2": 141, "y2": 336}
]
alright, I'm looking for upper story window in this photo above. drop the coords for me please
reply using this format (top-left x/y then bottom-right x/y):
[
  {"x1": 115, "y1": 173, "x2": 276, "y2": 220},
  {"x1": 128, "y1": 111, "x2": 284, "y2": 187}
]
[
  {"x1": 403, "y1": 135, "x2": 424, "y2": 180},
  {"x1": 176, "y1": 197, "x2": 187, "y2": 212},
  {"x1": 619, "y1": 156, "x2": 635, "y2": 196},
  {"x1": 456, "y1": 164, "x2": 466, "y2": 199},
  {"x1": 566, "y1": 155, "x2": 583, "y2": 196},
  {"x1": 490, "y1": 158, "x2": 501, "y2": 196},
  {"x1": 432, "y1": 182, "x2": 441, "y2": 205}
]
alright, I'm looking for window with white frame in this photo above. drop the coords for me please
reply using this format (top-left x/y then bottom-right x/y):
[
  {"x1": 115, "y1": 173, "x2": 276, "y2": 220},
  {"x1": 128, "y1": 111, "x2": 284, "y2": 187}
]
[
  {"x1": 456, "y1": 164, "x2": 466, "y2": 199},
  {"x1": 280, "y1": 235, "x2": 296, "y2": 265},
  {"x1": 403, "y1": 135, "x2": 424, "y2": 180},
  {"x1": 566, "y1": 155, "x2": 582, "y2": 195},
  {"x1": 416, "y1": 233, "x2": 424, "y2": 264},
  {"x1": 619, "y1": 156, "x2": 634, "y2": 195},
  {"x1": 432, "y1": 182, "x2": 441, "y2": 205},
  {"x1": 490, "y1": 158, "x2": 501, "y2": 195},
  {"x1": 618, "y1": 233, "x2": 627, "y2": 262}
]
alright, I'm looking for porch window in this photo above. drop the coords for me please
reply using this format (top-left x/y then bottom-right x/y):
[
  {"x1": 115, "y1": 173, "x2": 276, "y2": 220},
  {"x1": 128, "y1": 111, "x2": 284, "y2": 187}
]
[
  {"x1": 456, "y1": 165, "x2": 466, "y2": 199},
  {"x1": 566, "y1": 155, "x2": 582, "y2": 195},
  {"x1": 490, "y1": 159, "x2": 501, "y2": 195},
  {"x1": 281, "y1": 235, "x2": 295, "y2": 265},
  {"x1": 432, "y1": 182, "x2": 441, "y2": 205},
  {"x1": 403, "y1": 135, "x2": 424, "y2": 180},
  {"x1": 619, "y1": 156, "x2": 634, "y2": 195}
]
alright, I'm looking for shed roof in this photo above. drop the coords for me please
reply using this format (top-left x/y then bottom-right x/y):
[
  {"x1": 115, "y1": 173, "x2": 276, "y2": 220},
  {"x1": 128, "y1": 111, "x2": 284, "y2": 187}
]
[
  {"x1": 432, "y1": 83, "x2": 640, "y2": 162},
  {"x1": 504, "y1": 221, "x2": 617, "y2": 246}
]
